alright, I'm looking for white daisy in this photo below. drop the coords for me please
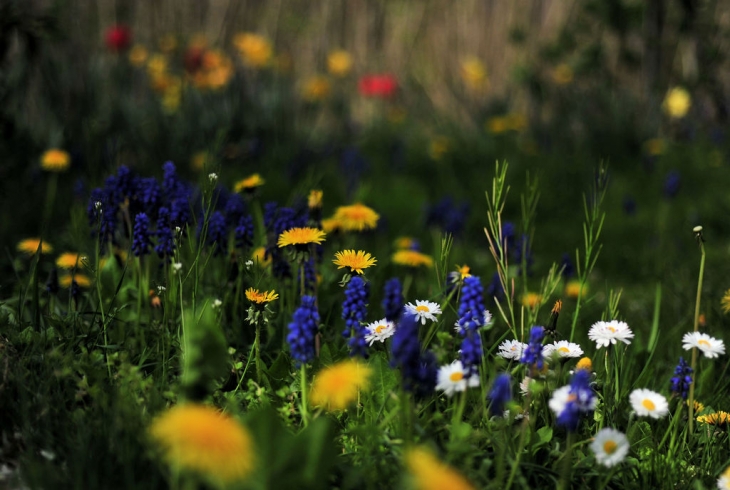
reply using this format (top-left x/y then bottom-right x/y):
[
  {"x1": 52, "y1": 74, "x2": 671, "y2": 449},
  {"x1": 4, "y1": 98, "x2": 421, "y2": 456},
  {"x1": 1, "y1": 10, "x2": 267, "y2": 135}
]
[
  {"x1": 364, "y1": 319, "x2": 396, "y2": 345},
  {"x1": 435, "y1": 360, "x2": 480, "y2": 397},
  {"x1": 542, "y1": 340, "x2": 584, "y2": 359},
  {"x1": 718, "y1": 465, "x2": 730, "y2": 490},
  {"x1": 519, "y1": 376, "x2": 533, "y2": 396},
  {"x1": 629, "y1": 388, "x2": 669, "y2": 419},
  {"x1": 405, "y1": 300, "x2": 442, "y2": 325},
  {"x1": 588, "y1": 320, "x2": 634, "y2": 348},
  {"x1": 682, "y1": 331, "x2": 725, "y2": 359},
  {"x1": 548, "y1": 385, "x2": 572, "y2": 416},
  {"x1": 497, "y1": 339, "x2": 528, "y2": 360},
  {"x1": 590, "y1": 428, "x2": 629, "y2": 468}
]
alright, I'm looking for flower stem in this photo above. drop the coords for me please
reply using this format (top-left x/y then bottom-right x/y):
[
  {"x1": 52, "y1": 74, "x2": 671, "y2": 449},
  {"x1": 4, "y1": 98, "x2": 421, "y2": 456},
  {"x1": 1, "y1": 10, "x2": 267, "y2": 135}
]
[
  {"x1": 300, "y1": 364, "x2": 309, "y2": 427},
  {"x1": 688, "y1": 229, "x2": 705, "y2": 434}
]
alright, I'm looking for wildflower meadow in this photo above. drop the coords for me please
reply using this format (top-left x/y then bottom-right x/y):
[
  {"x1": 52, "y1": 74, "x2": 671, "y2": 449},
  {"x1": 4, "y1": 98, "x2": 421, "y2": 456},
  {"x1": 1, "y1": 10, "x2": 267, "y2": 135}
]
[{"x1": 3, "y1": 2, "x2": 730, "y2": 489}]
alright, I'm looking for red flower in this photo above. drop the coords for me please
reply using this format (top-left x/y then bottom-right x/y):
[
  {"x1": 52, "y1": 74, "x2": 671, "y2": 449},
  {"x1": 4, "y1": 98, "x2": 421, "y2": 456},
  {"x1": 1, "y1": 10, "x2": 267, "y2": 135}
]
[
  {"x1": 358, "y1": 74, "x2": 398, "y2": 98},
  {"x1": 105, "y1": 25, "x2": 131, "y2": 52}
]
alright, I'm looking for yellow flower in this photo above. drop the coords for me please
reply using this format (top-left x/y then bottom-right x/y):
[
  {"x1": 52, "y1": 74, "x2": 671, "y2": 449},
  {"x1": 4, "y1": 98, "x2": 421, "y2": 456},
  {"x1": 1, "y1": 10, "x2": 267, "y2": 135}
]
[
  {"x1": 460, "y1": 57, "x2": 487, "y2": 91},
  {"x1": 505, "y1": 113, "x2": 527, "y2": 132},
  {"x1": 721, "y1": 289, "x2": 730, "y2": 314},
  {"x1": 663, "y1": 87, "x2": 691, "y2": 119},
  {"x1": 565, "y1": 280, "x2": 586, "y2": 299},
  {"x1": 128, "y1": 44, "x2": 148, "y2": 67},
  {"x1": 233, "y1": 32, "x2": 272, "y2": 67},
  {"x1": 321, "y1": 218, "x2": 342, "y2": 234},
  {"x1": 332, "y1": 203, "x2": 379, "y2": 232},
  {"x1": 688, "y1": 399, "x2": 705, "y2": 414},
  {"x1": 251, "y1": 247, "x2": 271, "y2": 267},
  {"x1": 59, "y1": 274, "x2": 92, "y2": 288},
  {"x1": 576, "y1": 357, "x2": 592, "y2": 371},
  {"x1": 158, "y1": 34, "x2": 179, "y2": 53},
  {"x1": 146, "y1": 54, "x2": 168, "y2": 79},
  {"x1": 455, "y1": 264, "x2": 471, "y2": 280},
  {"x1": 234, "y1": 173, "x2": 265, "y2": 193},
  {"x1": 309, "y1": 360, "x2": 371, "y2": 411},
  {"x1": 697, "y1": 411, "x2": 730, "y2": 426},
  {"x1": 308, "y1": 190, "x2": 323, "y2": 209},
  {"x1": 17, "y1": 238, "x2": 53, "y2": 255},
  {"x1": 392, "y1": 250, "x2": 433, "y2": 268},
  {"x1": 521, "y1": 292, "x2": 542, "y2": 309},
  {"x1": 149, "y1": 404, "x2": 255, "y2": 484},
  {"x1": 644, "y1": 138, "x2": 665, "y2": 156},
  {"x1": 428, "y1": 136, "x2": 450, "y2": 161},
  {"x1": 551, "y1": 63, "x2": 574, "y2": 85},
  {"x1": 327, "y1": 50, "x2": 353, "y2": 77},
  {"x1": 190, "y1": 151, "x2": 210, "y2": 172},
  {"x1": 245, "y1": 288, "x2": 279, "y2": 304},
  {"x1": 486, "y1": 116, "x2": 508, "y2": 134},
  {"x1": 277, "y1": 227, "x2": 327, "y2": 248},
  {"x1": 41, "y1": 149, "x2": 70, "y2": 172},
  {"x1": 302, "y1": 75, "x2": 331, "y2": 102},
  {"x1": 333, "y1": 250, "x2": 377, "y2": 274},
  {"x1": 404, "y1": 447, "x2": 476, "y2": 490},
  {"x1": 56, "y1": 252, "x2": 86, "y2": 270}
]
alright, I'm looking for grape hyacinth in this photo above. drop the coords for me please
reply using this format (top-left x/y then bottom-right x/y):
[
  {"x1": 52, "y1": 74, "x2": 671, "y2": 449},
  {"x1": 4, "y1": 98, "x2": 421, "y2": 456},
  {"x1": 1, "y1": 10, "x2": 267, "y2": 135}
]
[
  {"x1": 155, "y1": 207, "x2": 175, "y2": 260},
  {"x1": 488, "y1": 373, "x2": 512, "y2": 417},
  {"x1": 132, "y1": 212, "x2": 153, "y2": 257},
  {"x1": 521, "y1": 326, "x2": 546, "y2": 371},
  {"x1": 381, "y1": 277, "x2": 404, "y2": 322},
  {"x1": 670, "y1": 357, "x2": 693, "y2": 400},
  {"x1": 390, "y1": 312, "x2": 438, "y2": 397},
  {"x1": 457, "y1": 276, "x2": 485, "y2": 376},
  {"x1": 342, "y1": 276, "x2": 369, "y2": 358},
  {"x1": 287, "y1": 295, "x2": 320, "y2": 367}
]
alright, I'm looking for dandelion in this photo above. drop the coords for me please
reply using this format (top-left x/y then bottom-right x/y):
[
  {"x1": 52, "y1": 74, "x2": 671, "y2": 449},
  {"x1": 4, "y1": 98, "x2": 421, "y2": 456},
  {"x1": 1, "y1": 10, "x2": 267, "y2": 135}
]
[
  {"x1": 40, "y1": 149, "x2": 71, "y2": 172},
  {"x1": 564, "y1": 280, "x2": 585, "y2": 299},
  {"x1": 59, "y1": 274, "x2": 92, "y2": 288},
  {"x1": 520, "y1": 292, "x2": 542, "y2": 309},
  {"x1": 17, "y1": 238, "x2": 53, "y2": 255},
  {"x1": 721, "y1": 289, "x2": 730, "y2": 314},
  {"x1": 234, "y1": 173, "x2": 265, "y2": 193},
  {"x1": 364, "y1": 319, "x2": 396, "y2": 345},
  {"x1": 332, "y1": 203, "x2": 379, "y2": 231},
  {"x1": 488, "y1": 373, "x2": 512, "y2": 416},
  {"x1": 128, "y1": 44, "x2": 148, "y2": 66},
  {"x1": 302, "y1": 75, "x2": 330, "y2": 102},
  {"x1": 497, "y1": 340, "x2": 528, "y2": 361},
  {"x1": 590, "y1": 428, "x2": 629, "y2": 468},
  {"x1": 287, "y1": 295, "x2": 320, "y2": 367},
  {"x1": 244, "y1": 288, "x2": 279, "y2": 304},
  {"x1": 682, "y1": 332, "x2": 725, "y2": 358},
  {"x1": 232, "y1": 33, "x2": 272, "y2": 67},
  {"x1": 697, "y1": 411, "x2": 730, "y2": 427},
  {"x1": 308, "y1": 190, "x2": 323, "y2": 209},
  {"x1": 309, "y1": 359, "x2": 371, "y2": 411},
  {"x1": 277, "y1": 227, "x2": 326, "y2": 248},
  {"x1": 588, "y1": 320, "x2": 634, "y2": 348},
  {"x1": 689, "y1": 399, "x2": 705, "y2": 414},
  {"x1": 575, "y1": 357, "x2": 593, "y2": 371},
  {"x1": 542, "y1": 341, "x2": 584, "y2": 359},
  {"x1": 404, "y1": 447, "x2": 476, "y2": 490},
  {"x1": 669, "y1": 357, "x2": 693, "y2": 400},
  {"x1": 333, "y1": 250, "x2": 377, "y2": 274},
  {"x1": 405, "y1": 300, "x2": 442, "y2": 325},
  {"x1": 552, "y1": 63, "x2": 574, "y2": 85},
  {"x1": 460, "y1": 57, "x2": 487, "y2": 90},
  {"x1": 718, "y1": 465, "x2": 730, "y2": 490},
  {"x1": 435, "y1": 360, "x2": 480, "y2": 397},
  {"x1": 629, "y1": 389, "x2": 669, "y2": 419},
  {"x1": 56, "y1": 252, "x2": 85, "y2": 270},
  {"x1": 663, "y1": 87, "x2": 691, "y2": 119},
  {"x1": 251, "y1": 247, "x2": 270, "y2": 267},
  {"x1": 149, "y1": 404, "x2": 255, "y2": 484},
  {"x1": 392, "y1": 250, "x2": 434, "y2": 268},
  {"x1": 381, "y1": 278, "x2": 404, "y2": 322},
  {"x1": 395, "y1": 236, "x2": 419, "y2": 250},
  {"x1": 327, "y1": 50, "x2": 352, "y2": 77}
]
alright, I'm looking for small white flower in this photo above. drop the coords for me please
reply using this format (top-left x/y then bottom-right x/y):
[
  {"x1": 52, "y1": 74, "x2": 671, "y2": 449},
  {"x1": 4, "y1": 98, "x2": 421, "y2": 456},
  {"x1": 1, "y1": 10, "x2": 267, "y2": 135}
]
[
  {"x1": 520, "y1": 376, "x2": 533, "y2": 396},
  {"x1": 548, "y1": 385, "x2": 572, "y2": 416},
  {"x1": 629, "y1": 388, "x2": 669, "y2": 419},
  {"x1": 435, "y1": 360, "x2": 480, "y2": 397},
  {"x1": 682, "y1": 331, "x2": 725, "y2": 358},
  {"x1": 94, "y1": 201, "x2": 102, "y2": 211},
  {"x1": 208, "y1": 172, "x2": 218, "y2": 183},
  {"x1": 718, "y1": 465, "x2": 730, "y2": 490},
  {"x1": 175, "y1": 226, "x2": 182, "y2": 235},
  {"x1": 39, "y1": 449, "x2": 56, "y2": 461},
  {"x1": 245, "y1": 259, "x2": 254, "y2": 269},
  {"x1": 364, "y1": 319, "x2": 396, "y2": 345},
  {"x1": 590, "y1": 428, "x2": 629, "y2": 468},
  {"x1": 405, "y1": 300, "x2": 442, "y2": 325},
  {"x1": 543, "y1": 340, "x2": 583, "y2": 359},
  {"x1": 212, "y1": 299, "x2": 223, "y2": 308},
  {"x1": 588, "y1": 320, "x2": 634, "y2": 348},
  {"x1": 172, "y1": 262, "x2": 183, "y2": 273},
  {"x1": 157, "y1": 285, "x2": 166, "y2": 295},
  {"x1": 497, "y1": 339, "x2": 528, "y2": 360}
]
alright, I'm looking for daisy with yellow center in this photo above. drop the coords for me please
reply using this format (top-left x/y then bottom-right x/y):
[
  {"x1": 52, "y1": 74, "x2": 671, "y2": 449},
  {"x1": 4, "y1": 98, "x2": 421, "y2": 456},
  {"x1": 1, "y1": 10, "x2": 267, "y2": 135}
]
[
  {"x1": 56, "y1": 252, "x2": 86, "y2": 269},
  {"x1": 149, "y1": 404, "x2": 255, "y2": 484},
  {"x1": 682, "y1": 331, "x2": 725, "y2": 358},
  {"x1": 542, "y1": 340, "x2": 583, "y2": 359},
  {"x1": 332, "y1": 203, "x2": 379, "y2": 232},
  {"x1": 245, "y1": 288, "x2": 279, "y2": 304},
  {"x1": 308, "y1": 190, "x2": 323, "y2": 209},
  {"x1": 590, "y1": 428, "x2": 629, "y2": 468},
  {"x1": 697, "y1": 411, "x2": 730, "y2": 426},
  {"x1": 629, "y1": 389, "x2": 669, "y2": 419},
  {"x1": 309, "y1": 359, "x2": 372, "y2": 411},
  {"x1": 277, "y1": 227, "x2": 326, "y2": 248},
  {"x1": 588, "y1": 320, "x2": 634, "y2": 349},
  {"x1": 59, "y1": 274, "x2": 92, "y2": 288},
  {"x1": 364, "y1": 319, "x2": 396, "y2": 345},
  {"x1": 40, "y1": 149, "x2": 71, "y2": 172},
  {"x1": 333, "y1": 250, "x2": 376, "y2": 275},
  {"x1": 435, "y1": 360, "x2": 480, "y2": 397},
  {"x1": 392, "y1": 249, "x2": 433, "y2": 268},
  {"x1": 404, "y1": 447, "x2": 476, "y2": 490},
  {"x1": 234, "y1": 173, "x2": 265, "y2": 193},
  {"x1": 405, "y1": 300, "x2": 442, "y2": 325},
  {"x1": 17, "y1": 238, "x2": 53, "y2": 255}
]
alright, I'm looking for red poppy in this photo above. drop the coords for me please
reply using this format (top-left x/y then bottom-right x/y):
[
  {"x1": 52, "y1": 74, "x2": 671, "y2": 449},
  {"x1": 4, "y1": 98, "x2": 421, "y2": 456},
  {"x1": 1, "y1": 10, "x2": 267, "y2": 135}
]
[
  {"x1": 358, "y1": 74, "x2": 398, "y2": 98},
  {"x1": 105, "y1": 25, "x2": 131, "y2": 52}
]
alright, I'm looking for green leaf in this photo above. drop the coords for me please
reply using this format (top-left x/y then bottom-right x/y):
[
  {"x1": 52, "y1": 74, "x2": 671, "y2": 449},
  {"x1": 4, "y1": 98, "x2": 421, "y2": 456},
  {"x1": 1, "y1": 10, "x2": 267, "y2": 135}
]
[{"x1": 368, "y1": 352, "x2": 397, "y2": 410}]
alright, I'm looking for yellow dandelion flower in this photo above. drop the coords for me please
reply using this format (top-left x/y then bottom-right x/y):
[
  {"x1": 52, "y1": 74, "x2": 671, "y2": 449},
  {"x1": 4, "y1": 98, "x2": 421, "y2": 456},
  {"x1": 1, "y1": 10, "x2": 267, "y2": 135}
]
[
  {"x1": 277, "y1": 227, "x2": 326, "y2": 248},
  {"x1": 332, "y1": 203, "x2": 379, "y2": 232},
  {"x1": 576, "y1": 357, "x2": 592, "y2": 371},
  {"x1": 663, "y1": 87, "x2": 691, "y2": 119},
  {"x1": 147, "y1": 54, "x2": 168, "y2": 79},
  {"x1": 327, "y1": 50, "x2": 353, "y2": 77},
  {"x1": 251, "y1": 247, "x2": 271, "y2": 267},
  {"x1": 644, "y1": 138, "x2": 665, "y2": 156},
  {"x1": 234, "y1": 173, "x2": 265, "y2": 193},
  {"x1": 460, "y1": 57, "x2": 487, "y2": 91},
  {"x1": 333, "y1": 250, "x2": 377, "y2": 275},
  {"x1": 149, "y1": 404, "x2": 255, "y2": 484},
  {"x1": 233, "y1": 33, "x2": 272, "y2": 68},
  {"x1": 129, "y1": 44, "x2": 148, "y2": 67},
  {"x1": 486, "y1": 116, "x2": 508, "y2": 134},
  {"x1": 688, "y1": 399, "x2": 705, "y2": 414},
  {"x1": 392, "y1": 250, "x2": 434, "y2": 268},
  {"x1": 565, "y1": 280, "x2": 586, "y2": 299},
  {"x1": 455, "y1": 264, "x2": 471, "y2": 280},
  {"x1": 308, "y1": 190, "x2": 323, "y2": 209},
  {"x1": 405, "y1": 447, "x2": 476, "y2": 490},
  {"x1": 17, "y1": 238, "x2": 53, "y2": 255},
  {"x1": 428, "y1": 136, "x2": 450, "y2": 161},
  {"x1": 302, "y1": 75, "x2": 331, "y2": 102},
  {"x1": 395, "y1": 236, "x2": 417, "y2": 250},
  {"x1": 521, "y1": 292, "x2": 542, "y2": 309},
  {"x1": 245, "y1": 288, "x2": 279, "y2": 304},
  {"x1": 41, "y1": 149, "x2": 70, "y2": 172},
  {"x1": 321, "y1": 218, "x2": 342, "y2": 234},
  {"x1": 551, "y1": 63, "x2": 574, "y2": 85},
  {"x1": 697, "y1": 411, "x2": 730, "y2": 426},
  {"x1": 59, "y1": 274, "x2": 92, "y2": 288},
  {"x1": 56, "y1": 252, "x2": 85, "y2": 269},
  {"x1": 721, "y1": 289, "x2": 730, "y2": 314},
  {"x1": 309, "y1": 360, "x2": 371, "y2": 411}
]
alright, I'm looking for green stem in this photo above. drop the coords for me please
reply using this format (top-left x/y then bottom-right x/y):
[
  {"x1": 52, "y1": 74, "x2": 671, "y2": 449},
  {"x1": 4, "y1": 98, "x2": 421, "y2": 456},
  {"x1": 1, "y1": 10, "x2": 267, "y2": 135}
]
[
  {"x1": 255, "y1": 322, "x2": 263, "y2": 385},
  {"x1": 505, "y1": 416, "x2": 529, "y2": 489},
  {"x1": 557, "y1": 432, "x2": 574, "y2": 490},
  {"x1": 300, "y1": 364, "x2": 309, "y2": 427},
  {"x1": 688, "y1": 232, "x2": 705, "y2": 434}
]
